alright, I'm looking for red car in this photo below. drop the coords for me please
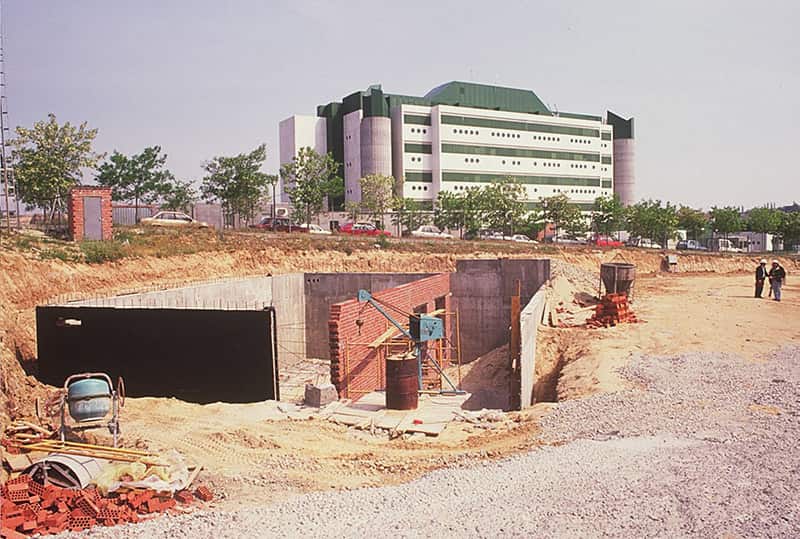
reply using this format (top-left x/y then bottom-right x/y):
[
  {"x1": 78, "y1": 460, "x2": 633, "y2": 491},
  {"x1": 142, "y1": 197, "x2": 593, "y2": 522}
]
[
  {"x1": 340, "y1": 222, "x2": 391, "y2": 237},
  {"x1": 590, "y1": 235, "x2": 624, "y2": 247},
  {"x1": 250, "y1": 217, "x2": 307, "y2": 232}
]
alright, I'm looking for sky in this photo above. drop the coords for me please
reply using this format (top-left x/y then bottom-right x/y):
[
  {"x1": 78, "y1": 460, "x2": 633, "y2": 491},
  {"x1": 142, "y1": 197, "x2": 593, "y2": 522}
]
[{"x1": 6, "y1": 0, "x2": 799, "y2": 209}]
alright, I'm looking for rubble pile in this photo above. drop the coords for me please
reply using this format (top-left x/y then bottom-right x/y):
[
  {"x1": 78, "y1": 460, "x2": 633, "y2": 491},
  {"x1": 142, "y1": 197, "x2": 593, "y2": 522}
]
[
  {"x1": 0, "y1": 474, "x2": 213, "y2": 537},
  {"x1": 586, "y1": 293, "x2": 638, "y2": 328}
]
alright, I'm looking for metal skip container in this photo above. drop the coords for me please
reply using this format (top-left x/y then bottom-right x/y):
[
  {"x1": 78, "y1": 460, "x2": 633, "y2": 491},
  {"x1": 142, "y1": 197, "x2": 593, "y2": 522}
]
[
  {"x1": 600, "y1": 262, "x2": 636, "y2": 297},
  {"x1": 385, "y1": 355, "x2": 419, "y2": 410}
]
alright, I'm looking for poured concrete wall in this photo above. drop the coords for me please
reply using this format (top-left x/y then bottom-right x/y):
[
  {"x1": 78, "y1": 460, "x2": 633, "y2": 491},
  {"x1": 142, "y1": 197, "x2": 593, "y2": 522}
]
[
  {"x1": 303, "y1": 272, "x2": 435, "y2": 359},
  {"x1": 519, "y1": 289, "x2": 546, "y2": 408},
  {"x1": 452, "y1": 258, "x2": 550, "y2": 362}
]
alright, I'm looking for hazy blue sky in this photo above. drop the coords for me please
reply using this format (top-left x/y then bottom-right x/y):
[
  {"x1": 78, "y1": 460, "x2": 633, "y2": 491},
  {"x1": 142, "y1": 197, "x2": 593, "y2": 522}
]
[{"x1": 7, "y1": 0, "x2": 799, "y2": 209}]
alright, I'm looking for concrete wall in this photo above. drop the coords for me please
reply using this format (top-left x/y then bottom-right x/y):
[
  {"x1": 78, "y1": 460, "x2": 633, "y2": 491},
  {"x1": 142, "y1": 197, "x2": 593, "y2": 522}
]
[
  {"x1": 271, "y1": 273, "x2": 307, "y2": 362},
  {"x1": 519, "y1": 289, "x2": 546, "y2": 408},
  {"x1": 303, "y1": 272, "x2": 435, "y2": 359},
  {"x1": 452, "y1": 258, "x2": 550, "y2": 362}
]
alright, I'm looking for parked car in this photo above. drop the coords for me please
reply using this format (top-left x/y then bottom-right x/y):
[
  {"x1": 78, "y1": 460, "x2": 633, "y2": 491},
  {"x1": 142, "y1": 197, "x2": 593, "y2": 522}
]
[
  {"x1": 628, "y1": 238, "x2": 662, "y2": 249},
  {"x1": 411, "y1": 225, "x2": 453, "y2": 239},
  {"x1": 141, "y1": 211, "x2": 208, "y2": 228},
  {"x1": 676, "y1": 239, "x2": 707, "y2": 251},
  {"x1": 510, "y1": 234, "x2": 536, "y2": 244},
  {"x1": 299, "y1": 223, "x2": 332, "y2": 235},
  {"x1": 250, "y1": 217, "x2": 307, "y2": 232},
  {"x1": 340, "y1": 222, "x2": 391, "y2": 237},
  {"x1": 590, "y1": 235, "x2": 624, "y2": 247},
  {"x1": 552, "y1": 234, "x2": 586, "y2": 245}
]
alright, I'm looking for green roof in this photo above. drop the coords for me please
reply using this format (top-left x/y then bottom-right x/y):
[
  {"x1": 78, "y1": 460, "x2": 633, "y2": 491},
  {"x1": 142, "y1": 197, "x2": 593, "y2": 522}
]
[
  {"x1": 424, "y1": 81, "x2": 552, "y2": 115},
  {"x1": 319, "y1": 82, "x2": 567, "y2": 118}
]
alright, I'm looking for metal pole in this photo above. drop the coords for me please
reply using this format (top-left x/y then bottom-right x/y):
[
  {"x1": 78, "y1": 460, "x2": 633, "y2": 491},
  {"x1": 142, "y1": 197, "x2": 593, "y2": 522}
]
[{"x1": 0, "y1": 0, "x2": 9, "y2": 232}]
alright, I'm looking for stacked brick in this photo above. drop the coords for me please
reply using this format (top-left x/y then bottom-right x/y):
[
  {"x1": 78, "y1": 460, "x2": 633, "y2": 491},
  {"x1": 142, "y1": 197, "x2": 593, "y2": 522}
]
[
  {"x1": 67, "y1": 186, "x2": 113, "y2": 241},
  {"x1": 0, "y1": 475, "x2": 212, "y2": 536},
  {"x1": 329, "y1": 274, "x2": 451, "y2": 400},
  {"x1": 586, "y1": 293, "x2": 638, "y2": 328}
]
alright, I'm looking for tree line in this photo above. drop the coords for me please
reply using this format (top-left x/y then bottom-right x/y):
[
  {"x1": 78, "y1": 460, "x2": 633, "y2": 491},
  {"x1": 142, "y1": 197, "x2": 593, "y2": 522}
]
[{"x1": 8, "y1": 114, "x2": 800, "y2": 246}]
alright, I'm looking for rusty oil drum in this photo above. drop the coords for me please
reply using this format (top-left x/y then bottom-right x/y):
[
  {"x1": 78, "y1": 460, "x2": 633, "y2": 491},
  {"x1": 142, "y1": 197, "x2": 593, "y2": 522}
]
[{"x1": 385, "y1": 356, "x2": 419, "y2": 410}]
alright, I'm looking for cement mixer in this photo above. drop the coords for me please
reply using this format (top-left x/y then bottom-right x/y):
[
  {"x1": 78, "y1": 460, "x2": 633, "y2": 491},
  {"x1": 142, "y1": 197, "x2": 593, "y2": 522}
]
[{"x1": 599, "y1": 262, "x2": 636, "y2": 301}]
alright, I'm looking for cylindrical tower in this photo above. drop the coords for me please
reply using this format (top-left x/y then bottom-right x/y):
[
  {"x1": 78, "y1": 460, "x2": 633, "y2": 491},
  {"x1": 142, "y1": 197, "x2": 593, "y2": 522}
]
[
  {"x1": 607, "y1": 111, "x2": 635, "y2": 206},
  {"x1": 360, "y1": 116, "x2": 392, "y2": 177},
  {"x1": 613, "y1": 138, "x2": 635, "y2": 206}
]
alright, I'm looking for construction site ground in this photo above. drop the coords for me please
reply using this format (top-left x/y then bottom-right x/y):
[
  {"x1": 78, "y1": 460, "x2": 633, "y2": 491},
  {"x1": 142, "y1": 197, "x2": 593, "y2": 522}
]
[{"x1": 1, "y1": 228, "x2": 798, "y2": 517}]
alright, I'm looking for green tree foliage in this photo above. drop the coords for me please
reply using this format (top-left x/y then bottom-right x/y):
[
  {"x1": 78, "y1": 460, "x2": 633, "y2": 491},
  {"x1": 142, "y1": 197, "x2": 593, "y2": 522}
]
[
  {"x1": 160, "y1": 179, "x2": 197, "y2": 211},
  {"x1": 777, "y1": 211, "x2": 800, "y2": 247},
  {"x1": 433, "y1": 190, "x2": 466, "y2": 236},
  {"x1": 539, "y1": 193, "x2": 583, "y2": 240},
  {"x1": 96, "y1": 146, "x2": 177, "y2": 219},
  {"x1": 391, "y1": 197, "x2": 430, "y2": 235},
  {"x1": 358, "y1": 174, "x2": 395, "y2": 228},
  {"x1": 592, "y1": 194, "x2": 625, "y2": 237},
  {"x1": 746, "y1": 206, "x2": 782, "y2": 234},
  {"x1": 625, "y1": 200, "x2": 679, "y2": 246},
  {"x1": 280, "y1": 147, "x2": 341, "y2": 225},
  {"x1": 480, "y1": 178, "x2": 526, "y2": 235},
  {"x1": 709, "y1": 206, "x2": 743, "y2": 239},
  {"x1": 676, "y1": 205, "x2": 708, "y2": 240},
  {"x1": 10, "y1": 113, "x2": 102, "y2": 219},
  {"x1": 201, "y1": 144, "x2": 271, "y2": 225}
]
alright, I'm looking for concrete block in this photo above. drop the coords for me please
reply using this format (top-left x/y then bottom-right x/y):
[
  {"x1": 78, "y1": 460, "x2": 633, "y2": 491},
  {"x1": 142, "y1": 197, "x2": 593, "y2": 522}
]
[{"x1": 304, "y1": 383, "x2": 338, "y2": 407}]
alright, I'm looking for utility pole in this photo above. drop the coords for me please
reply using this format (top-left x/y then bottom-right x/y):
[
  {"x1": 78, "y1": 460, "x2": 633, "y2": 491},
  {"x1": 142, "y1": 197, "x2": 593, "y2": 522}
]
[{"x1": 0, "y1": 0, "x2": 17, "y2": 231}]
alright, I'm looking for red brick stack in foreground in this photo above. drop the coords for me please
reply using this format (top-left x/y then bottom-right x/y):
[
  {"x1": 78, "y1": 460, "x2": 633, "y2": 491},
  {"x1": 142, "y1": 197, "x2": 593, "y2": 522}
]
[
  {"x1": 0, "y1": 475, "x2": 213, "y2": 537},
  {"x1": 586, "y1": 293, "x2": 638, "y2": 328}
]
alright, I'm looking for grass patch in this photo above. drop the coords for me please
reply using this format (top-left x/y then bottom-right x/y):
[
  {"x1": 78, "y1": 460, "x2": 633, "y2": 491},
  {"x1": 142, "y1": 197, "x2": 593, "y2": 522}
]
[
  {"x1": 40, "y1": 248, "x2": 78, "y2": 262},
  {"x1": 80, "y1": 241, "x2": 127, "y2": 263}
]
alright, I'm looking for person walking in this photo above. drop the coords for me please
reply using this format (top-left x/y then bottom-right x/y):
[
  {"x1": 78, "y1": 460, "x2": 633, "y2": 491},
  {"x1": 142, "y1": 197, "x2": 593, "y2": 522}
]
[
  {"x1": 768, "y1": 260, "x2": 787, "y2": 302},
  {"x1": 755, "y1": 259, "x2": 768, "y2": 298}
]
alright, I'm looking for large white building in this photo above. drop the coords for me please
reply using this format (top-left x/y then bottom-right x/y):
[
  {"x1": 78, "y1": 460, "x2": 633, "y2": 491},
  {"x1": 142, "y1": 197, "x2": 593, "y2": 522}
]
[{"x1": 279, "y1": 82, "x2": 635, "y2": 210}]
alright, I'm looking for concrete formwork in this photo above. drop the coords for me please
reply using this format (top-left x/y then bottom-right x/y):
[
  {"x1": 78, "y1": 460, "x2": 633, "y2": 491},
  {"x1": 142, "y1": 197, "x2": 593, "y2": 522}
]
[{"x1": 452, "y1": 258, "x2": 550, "y2": 362}]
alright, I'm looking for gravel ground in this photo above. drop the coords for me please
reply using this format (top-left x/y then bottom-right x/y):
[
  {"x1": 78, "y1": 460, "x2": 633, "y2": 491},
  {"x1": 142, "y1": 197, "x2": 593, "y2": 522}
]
[{"x1": 62, "y1": 346, "x2": 800, "y2": 538}]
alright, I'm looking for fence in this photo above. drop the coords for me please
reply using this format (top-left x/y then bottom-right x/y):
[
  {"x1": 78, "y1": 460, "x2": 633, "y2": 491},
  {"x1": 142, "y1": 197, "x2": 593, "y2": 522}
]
[{"x1": 112, "y1": 205, "x2": 159, "y2": 225}]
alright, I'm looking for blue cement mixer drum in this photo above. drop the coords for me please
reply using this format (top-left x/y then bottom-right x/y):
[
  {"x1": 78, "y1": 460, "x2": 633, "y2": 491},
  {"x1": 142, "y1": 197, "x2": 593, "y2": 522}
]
[{"x1": 66, "y1": 377, "x2": 112, "y2": 422}]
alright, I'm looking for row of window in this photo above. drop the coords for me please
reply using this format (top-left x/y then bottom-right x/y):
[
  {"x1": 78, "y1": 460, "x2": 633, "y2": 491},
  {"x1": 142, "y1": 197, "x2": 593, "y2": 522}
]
[
  {"x1": 569, "y1": 138, "x2": 592, "y2": 144},
  {"x1": 405, "y1": 143, "x2": 432, "y2": 154},
  {"x1": 410, "y1": 156, "x2": 423, "y2": 162},
  {"x1": 410, "y1": 127, "x2": 428, "y2": 134},
  {"x1": 409, "y1": 184, "x2": 430, "y2": 192},
  {"x1": 404, "y1": 114, "x2": 432, "y2": 126},
  {"x1": 570, "y1": 163, "x2": 591, "y2": 169},
  {"x1": 453, "y1": 128, "x2": 479, "y2": 135},
  {"x1": 441, "y1": 114, "x2": 601, "y2": 138},
  {"x1": 442, "y1": 171, "x2": 602, "y2": 187},
  {"x1": 441, "y1": 143, "x2": 601, "y2": 162},
  {"x1": 465, "y1": 157, "x2": 481, "y2": 164}
]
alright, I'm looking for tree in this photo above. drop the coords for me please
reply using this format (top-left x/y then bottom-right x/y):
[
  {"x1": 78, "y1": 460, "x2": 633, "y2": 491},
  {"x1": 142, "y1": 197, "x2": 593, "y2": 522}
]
[
  {"x1": 434, "y1": 190, "x2": 466, "y2": 236},
  {"x1": 160, "y1": 179, "x2": 196, "y2": 211},
  {"x1": 10, "y1": 113, "x2": 102, "y2": 220},
  {"x1": 280, "y1": 147, "x2": 341, "y2": 226},
  {"x1": 710, "y1": 206, "x2": 743, "y2": 240},
  {"x1": 391, "y1": 197, "x2": 430, "y2": 235},
  {"x1": 592, "y1": 194, "x2": 625, "y2": 238},
  {"x1": 746, "y1": 206, "x2": 782, "y2": 234},
  {"x1": 201, "y1": 144, "x2": 271, "y2": 225},
  {"x1": 96, "y1": 146, "x2": 175, "y2": 220},
  {"x1": 778, "y1": 211, "x2": 800, "y2": 248},
  {"x1": 539, "y1": 193, "x2": 582, "y2": 241},
  {"x1": 676, "y1": 205, "x2": 708, "y2": 240},
  {"x1": 625, "y1": 200, "x2": 679, "y2": 246},
  {"x1": 481, "y1": 178, "x2": 526, "y2": 236},
  {"x1": 358, "y1": 174, "x2": 395, "y2": 228}
]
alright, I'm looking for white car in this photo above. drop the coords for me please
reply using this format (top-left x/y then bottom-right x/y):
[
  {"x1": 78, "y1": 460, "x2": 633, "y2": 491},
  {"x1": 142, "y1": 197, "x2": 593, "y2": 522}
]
[
  {"x1": 140, "y1": 211, "x2": 208, "y2": 228},
  {"x1": 510, "y1": 234, "x2": 537, "y2": 244},
  {"x1": 300, "y1": 223, "x2": 332, "y2": 235},
  {"x1": 411, "y1": 225, "x2": 453, "y2": 239}
]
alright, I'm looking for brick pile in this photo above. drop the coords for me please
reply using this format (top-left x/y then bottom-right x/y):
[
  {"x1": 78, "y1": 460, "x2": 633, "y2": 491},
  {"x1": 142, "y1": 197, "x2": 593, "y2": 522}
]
[
  {"x1": 586, "y1": 293, "x2": 638, "y2": 328},
  {"x1": 329, "y1": 274, "x2": 451, "y2": 399},
  {"x1": 0, "y1": 475, "x2": 212, "y2": 537}
]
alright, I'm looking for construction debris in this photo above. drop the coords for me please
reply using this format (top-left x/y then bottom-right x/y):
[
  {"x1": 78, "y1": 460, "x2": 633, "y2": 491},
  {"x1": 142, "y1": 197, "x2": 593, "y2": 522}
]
[
  {"x1": 586, "y1": 293, "x2": 639, "y2": 328},
  {"x1": 0, "y1": 474, "x2": 214, "y2": 536},
  {"x1": 304, "y1": 383, "x2": 338, "y2": 408}
]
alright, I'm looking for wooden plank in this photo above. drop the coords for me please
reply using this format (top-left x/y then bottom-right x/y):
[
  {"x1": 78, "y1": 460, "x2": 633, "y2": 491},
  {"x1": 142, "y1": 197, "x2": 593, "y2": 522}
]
[
  {"x1": 368, "y1": 326, "x2": 401, "y2": 348},
  {"x1": 2, "y1": 451, "x2": 32, "y2": 472}
]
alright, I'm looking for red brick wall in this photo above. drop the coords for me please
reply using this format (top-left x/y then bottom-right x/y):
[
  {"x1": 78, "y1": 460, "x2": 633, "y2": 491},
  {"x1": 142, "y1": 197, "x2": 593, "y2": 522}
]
[
  {"x1": 68, "y1": 186, "x2": 113, "y2": 241},
  {"x1": 329, "y1": 273, "x2": 451, "y2": 399}
]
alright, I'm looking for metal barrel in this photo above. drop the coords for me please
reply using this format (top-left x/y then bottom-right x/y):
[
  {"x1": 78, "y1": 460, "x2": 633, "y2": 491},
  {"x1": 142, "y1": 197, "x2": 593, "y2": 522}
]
[
  {"x1": 600, "y1": 263, "x2": 636, "y2": 295},
  {"x1": 385, "y1": 356, "x2": 419, "y2": 410}
]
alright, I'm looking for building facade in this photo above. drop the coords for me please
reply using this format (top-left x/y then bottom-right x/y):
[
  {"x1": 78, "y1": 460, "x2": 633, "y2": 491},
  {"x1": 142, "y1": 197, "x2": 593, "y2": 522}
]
[{"x1": 279, "y1": 81, "x2": 635, "y2": 209}]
